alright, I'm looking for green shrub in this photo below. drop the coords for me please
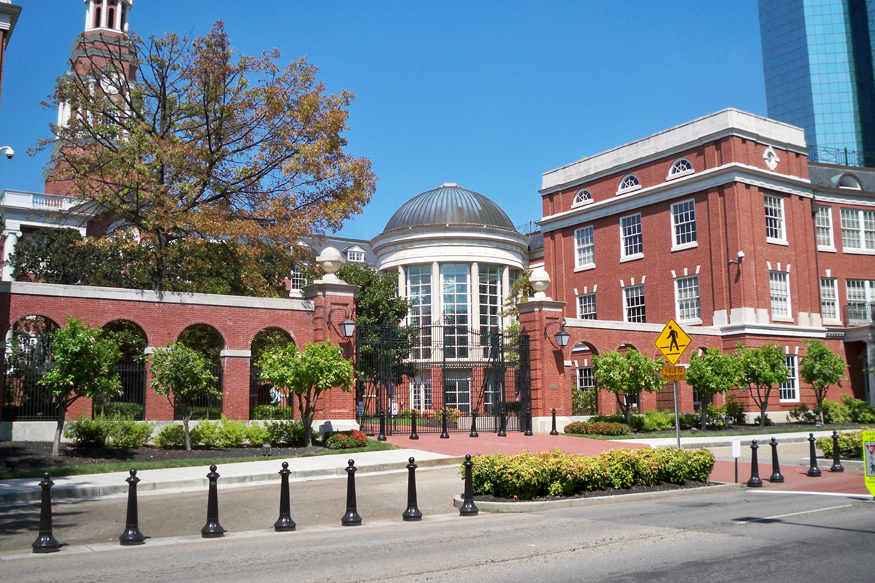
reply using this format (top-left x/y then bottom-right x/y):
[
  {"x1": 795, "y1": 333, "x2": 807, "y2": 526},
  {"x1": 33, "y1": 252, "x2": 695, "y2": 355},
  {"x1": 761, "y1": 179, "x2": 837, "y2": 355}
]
[
  {"x1": 108, "y1": 418, "x2": 153, "y2": 448},
  {"x1": 842, "y1": 396, "x2": 875, "y2": 423},
  {"x1": 563, "y1": 421, "x2": 629, "y2": 436},
  {"x1": 822, "y1": 399, "x2": 851, "y2": 423},
  {"x1": 246, "y1": 423, "x2": 271, "y2": 446},
  {"x1": 789, "y1": 403, "x2": 817, "y2": 423},
  {"x1": 753, "y1": 415, "x2": 775, "y2": 426},
  {"x1": 590, "y1": 413, "x2": 644, "y2": 431},
  {"x1": 186, "y1": 406, "x2": 221, "y2": 420},
  {"x1": 97, "y1": 402, "x2": 144, "y2": 419},
  {"x1": 251, "y1": 405, "x2": 295, "y2": 420},
  {"x1": 325, "y1": 430, "x2": 369, "y2": 449},
  {"x1": 64, "y1": 415, "x2": 113, "y2": 448},
  {"x1": 678, "y1": 413, "x2": 701, "y2": 430},
  {"x1": 707, "y1": 397, "x2": 745, "y2": 426},
  {"x1": 154, "y1": 424, "x2": 192, "y2": 448},
  {"x1": 191, "y1": 420, "x2": 222, "y2": 448},
  {"x1": 216, "y1": 416, "x2": 248, "y2": 447},
  {"x1": 466, "y1": 448, "x2": 715, "y2": 500},
  {"x1": 818, "y1": 430, "x2": 865, "y2": 458},
  {"x1": 264, "y1": 420, "x2": 305, "y2": 447},
  {"x1": 641, "y1": 410, "x2": 675, "y2": 431}
]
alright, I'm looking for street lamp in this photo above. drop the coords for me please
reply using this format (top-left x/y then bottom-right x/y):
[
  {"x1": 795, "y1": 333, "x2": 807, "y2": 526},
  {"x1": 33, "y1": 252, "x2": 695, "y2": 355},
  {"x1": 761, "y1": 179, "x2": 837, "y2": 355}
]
[
  {"x1": 328, "y1": 308, "x2": 356, "y2": 338},
  {"x1": 0, "y1": 146, "x2": 14, "y2": 160},
  {"x1": 544, "y1": 319, "x2": 570, "y2": 347}
]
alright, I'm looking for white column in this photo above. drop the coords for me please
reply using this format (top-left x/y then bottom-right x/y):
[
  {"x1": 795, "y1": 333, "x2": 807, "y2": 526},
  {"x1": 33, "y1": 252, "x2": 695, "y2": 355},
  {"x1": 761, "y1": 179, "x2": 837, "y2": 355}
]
[
  {"x1": 101, "y1": 0, "x2": 108, "y2": 28},
  {"x1": 432, "y1": 262, "x2": 441, "y2": 323},
  {"x1": 867, "y1": 342, "x2": 875, "y2": 407},
  {"x1": 470, "y1": 262, "x2": 479, "y2": 334},
  {"x1": 501, "y1": 266, "x2": 511, "y2": 328},
  {"x1": 2, "y1": 230, "x2": 22, "y2": 282},
  {"x1": 397, "y1": 266, "x2": 406, "y2": 298}
]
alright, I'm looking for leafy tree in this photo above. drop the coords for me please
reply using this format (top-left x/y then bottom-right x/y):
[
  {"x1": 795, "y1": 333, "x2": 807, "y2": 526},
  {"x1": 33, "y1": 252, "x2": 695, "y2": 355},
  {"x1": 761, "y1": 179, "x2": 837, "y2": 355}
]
[
  {"x1": 336, "y1": 263, "x2": 410, "y2": 330},
  {"x1": 799, "y1": 340, "x2": 848, "y2": 425},
  {"x1": 501, "y1": 269, "x2": 533, "y2": 320},
  {"x1": 150, "y1": 343, "x2": 219, "y2": 450},
  {"x1": 39, "y1": 22, "x2": 376, "y2": 291},
  {"x1": 38, "y1": 317, "x2": 122, "y2": 456},
  {"x1": 593, "y1": 349, "x2": 665, "y2": 427},
  {"x1": 257, "y1": 341, "x2": 354, "y2": 446},
  {"x1": 686, "y1": 348, "x2": 743, "y2": 431},
  {"x1": 736, "y1": 344, "x2": 788, "y2": 427}
]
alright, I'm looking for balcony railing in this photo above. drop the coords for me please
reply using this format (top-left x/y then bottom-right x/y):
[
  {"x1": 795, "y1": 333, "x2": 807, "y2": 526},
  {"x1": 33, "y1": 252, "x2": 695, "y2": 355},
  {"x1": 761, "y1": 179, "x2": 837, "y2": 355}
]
[
  {"x1": 0, "y1": 190, "x2": 82, "y2": 212},
  {"x1": 844, "y1": 304, "x2": 875, "y2": 326},
  {"x1": 809, "y1": 146, "x2": 875, "y2": 169}
]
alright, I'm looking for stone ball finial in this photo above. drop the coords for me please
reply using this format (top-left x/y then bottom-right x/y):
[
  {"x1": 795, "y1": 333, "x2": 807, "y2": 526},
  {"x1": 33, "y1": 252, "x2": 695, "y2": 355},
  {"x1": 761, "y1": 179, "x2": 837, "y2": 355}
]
[
  {"x1": 529, "y1": 268, "x2": 551, "y2": 299},
  {"x1": 316, "y1": 247, "x2": 343, "y2": 282}
]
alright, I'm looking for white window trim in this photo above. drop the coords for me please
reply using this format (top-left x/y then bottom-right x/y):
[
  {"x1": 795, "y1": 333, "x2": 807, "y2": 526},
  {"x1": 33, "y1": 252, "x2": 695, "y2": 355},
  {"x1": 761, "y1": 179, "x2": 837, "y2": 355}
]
[
  {"x1": 619, "y1": 213, "x2": 643, "y2": 262},
  {"x1": 577, "y1": 293, "x2": 597, "y2": 320},
  {"x1": 670, "y1": 198, "x2": 698, "y2": 252},
  {"x1": 622, "y1": 284, "x2": 646, "y2": 323},
  {"x1": 820, "y1": 277, "x2": 842, "y2": 325},
  {"x1": 769, "y1": 270, "x2": 793, "y2": 322},
  {"x1": 617, "y1": 174, "x2": 641, "y2": 195},
  {"x1": 765, "y1": 195, "x2": 788, "y2": 245},
  {"x1": 666, "y1": 158, "x2": 694, "y2": 181},
  {"x1": 574, "y1": 225, "x2": 595, "y2": 271},
  {"x1": 815, "y1": 206, "x2": 836, "y2": 252},
  {"x1": 673, "y1": 274, "x2": 702, "y2": 325},
  {"x1": 571, "y1": 189, "x2": 593, "y2": 208},
  {"x1": 840, "y1": 208, "x2": 875, "y2": 255},
  {"x1": 779, "y1": 354, "x2": 800, "y2": 403}
]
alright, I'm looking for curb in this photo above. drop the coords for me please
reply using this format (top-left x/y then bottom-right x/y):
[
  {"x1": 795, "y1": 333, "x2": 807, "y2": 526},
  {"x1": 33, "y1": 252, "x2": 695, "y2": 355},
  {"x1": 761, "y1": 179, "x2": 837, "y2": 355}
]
[
  {"x1": 797, "y1": 458, "x2": 864, "y2": 471},
  {"x1": 0, "y1": 456, "x2": 465, "y2": 507},
  {"x1": 452, "y1": 482, "x2": 740, "y2": 513}
]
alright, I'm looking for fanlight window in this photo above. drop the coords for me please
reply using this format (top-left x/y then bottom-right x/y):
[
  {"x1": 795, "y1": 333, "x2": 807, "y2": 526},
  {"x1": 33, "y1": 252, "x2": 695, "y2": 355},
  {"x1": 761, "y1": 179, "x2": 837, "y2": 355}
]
[
  {"x1": 618, "y1": 175, "x2": 640, "y2": 193},
  {"x1": 573, "y1": 189, "x2": 593, "y2": 205},
  {"x1": 668, "y1": 158, "x2": 693, "y2": 178}
]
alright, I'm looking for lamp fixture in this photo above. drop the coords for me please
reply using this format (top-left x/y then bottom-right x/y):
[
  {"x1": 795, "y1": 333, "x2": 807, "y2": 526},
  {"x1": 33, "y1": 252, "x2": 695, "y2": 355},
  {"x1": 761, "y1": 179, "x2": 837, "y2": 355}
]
[
  {"x1": 728, "y1": 250, "x2": 745, "y2": 265},
  {"x1": 544, "y1": 319, "x2": 570, "y2": 347},
  {"x1": 328, "y1": 308, "x2": 356, "y2": 338}
]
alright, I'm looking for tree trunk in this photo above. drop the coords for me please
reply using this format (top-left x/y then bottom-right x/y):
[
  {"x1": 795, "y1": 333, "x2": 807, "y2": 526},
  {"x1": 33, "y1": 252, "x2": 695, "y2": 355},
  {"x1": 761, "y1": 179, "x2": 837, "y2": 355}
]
[
  {"x1": 700, "y1": 401, "x2": 708, "y2": 432},
  {"x1": 183, "y1": 416, "x2": 191, "y2": 451},
  {"x1": 759, "y1": 400, "x2": 768, "y2": 427},
  {"x1": 52, "y1": 406, "x2": 67, "y2": 457},
  {"x1": 817, "y1": 395, "x2": 825, "y2": 425},
  {"x1": 298, "y1": 394, "x2": 312, "y2": 447}
]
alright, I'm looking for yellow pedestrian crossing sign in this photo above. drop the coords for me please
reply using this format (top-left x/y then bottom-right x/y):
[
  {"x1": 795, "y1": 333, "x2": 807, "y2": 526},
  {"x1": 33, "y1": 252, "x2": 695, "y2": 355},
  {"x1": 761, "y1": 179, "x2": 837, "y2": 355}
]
[
  {"x1": 654, "y1": 319, "x2": 691, "y2": 365},
  {"x1": 863, "y1": 431, "x2": 875, "y2": 498}
]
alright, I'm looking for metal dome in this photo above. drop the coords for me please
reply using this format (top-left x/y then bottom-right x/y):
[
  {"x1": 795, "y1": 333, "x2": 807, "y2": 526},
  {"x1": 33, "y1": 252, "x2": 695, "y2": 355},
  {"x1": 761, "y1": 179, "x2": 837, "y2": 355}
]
[{"x1": 383, "y1": 183, "x2": 516, "y2": 233}]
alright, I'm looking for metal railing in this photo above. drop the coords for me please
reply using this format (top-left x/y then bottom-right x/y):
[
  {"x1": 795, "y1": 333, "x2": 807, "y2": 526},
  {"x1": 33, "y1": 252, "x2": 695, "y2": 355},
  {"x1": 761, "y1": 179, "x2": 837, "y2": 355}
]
[
  {"x1": 809, "y1": 146, "x2": 875, "y2": 169},
  {"x1": 844, "y1": 303, "x2": 875, "y2": 326},
  {"x1": 93, "y1": 363, "x2": 147, "y2": 419},
  {"x1": 173, "y1": 366, "x2": 224, "y2": 420}
]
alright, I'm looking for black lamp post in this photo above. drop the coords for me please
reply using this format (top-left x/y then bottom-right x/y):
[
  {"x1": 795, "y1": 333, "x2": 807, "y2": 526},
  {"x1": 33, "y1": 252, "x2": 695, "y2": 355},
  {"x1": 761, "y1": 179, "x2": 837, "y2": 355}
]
[{"x1": 328, "y1": 309, "x2": 356, "y2": 338}]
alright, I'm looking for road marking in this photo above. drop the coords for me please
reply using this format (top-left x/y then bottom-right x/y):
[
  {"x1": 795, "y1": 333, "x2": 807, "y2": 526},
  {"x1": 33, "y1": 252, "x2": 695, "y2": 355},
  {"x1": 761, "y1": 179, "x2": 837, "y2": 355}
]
[
  {"x1": 736, "y1": 503, "x2": 854, "y2": 524},
  {"x1": 750, "y1": 490, "x2": 874, "y2": 500}
]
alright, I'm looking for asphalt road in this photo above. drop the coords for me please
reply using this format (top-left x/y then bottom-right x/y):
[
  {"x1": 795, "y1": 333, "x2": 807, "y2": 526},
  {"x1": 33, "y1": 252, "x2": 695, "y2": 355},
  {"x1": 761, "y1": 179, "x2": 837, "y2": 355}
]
[{"x1": 1, "y1": 469, "x2": 873, "y2": 582}]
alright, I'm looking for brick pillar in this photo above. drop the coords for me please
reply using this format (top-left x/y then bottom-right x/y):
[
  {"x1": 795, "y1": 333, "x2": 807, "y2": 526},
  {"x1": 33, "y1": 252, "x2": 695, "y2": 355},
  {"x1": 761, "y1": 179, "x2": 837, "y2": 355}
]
[
  {"x1": 144, "y1": 351, "x2": 174, "y2": 421},
  {"x1": 304, "y1": 269, "x2": 358, "y2": 429},
  {"x1": 518, "y1": 297, "x2": 568, "y2": 427},
  {"x1": 221, "y1": 354, "x2": 250, "y2": 420}
]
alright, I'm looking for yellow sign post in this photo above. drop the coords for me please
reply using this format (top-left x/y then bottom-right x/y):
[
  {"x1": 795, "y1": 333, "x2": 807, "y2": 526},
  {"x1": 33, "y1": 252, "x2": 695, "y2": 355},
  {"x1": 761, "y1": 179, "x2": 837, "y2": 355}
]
[
  {"x1": 863, "y1": 430, "x2": 875, "y2": 498},
  {"x1": 654, "y1": 319, "x2": 691, "y2": 365}
]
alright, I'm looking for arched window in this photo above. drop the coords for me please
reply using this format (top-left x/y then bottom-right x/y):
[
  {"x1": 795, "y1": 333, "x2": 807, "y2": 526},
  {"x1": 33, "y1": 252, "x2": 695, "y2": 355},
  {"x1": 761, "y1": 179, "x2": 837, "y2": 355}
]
[
  {"x1": 668, "y1": 158, "x2": 694, "y2": 179},
  {"x1": 573, "y1": 189, "x2": 593, "y2": 206},
  {"x1": 618, "y1": 174, "x2": 640, "y2": 194},
  {"x1": 838, "y1": 174, "x2": 861, "y2": 190}
]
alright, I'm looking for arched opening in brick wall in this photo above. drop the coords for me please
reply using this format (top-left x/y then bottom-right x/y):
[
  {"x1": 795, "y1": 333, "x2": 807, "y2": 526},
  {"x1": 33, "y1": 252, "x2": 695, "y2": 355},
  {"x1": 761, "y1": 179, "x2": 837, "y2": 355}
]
[
  {"x1": 249, "y1": 327, "x2": 295, "y2": 420},
  {"x1": 3, "y1": 316, "x2": 60, "y2": 421},
  {"x1": 94, "y1": 320, "x2": 148, "y2": 420},
  {"x1": 616, "y1": 343, "x2": 641, "y2": 413},
  {"x1": 571, "y1": 341, "x2": 599, "y2": 415},
  {"x1": 176, "y1": 324, "x2": 225, "y2": 420}
]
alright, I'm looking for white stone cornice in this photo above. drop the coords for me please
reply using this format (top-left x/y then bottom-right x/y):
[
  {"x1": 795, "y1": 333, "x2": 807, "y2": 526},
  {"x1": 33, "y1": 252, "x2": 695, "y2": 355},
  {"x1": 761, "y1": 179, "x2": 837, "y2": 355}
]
[
  {"x1": 539, "y1": 163, "x2": 813, "y2": 233},
  {"x1": 564, "y1": 317, "x2": 827, "y2": 339}
]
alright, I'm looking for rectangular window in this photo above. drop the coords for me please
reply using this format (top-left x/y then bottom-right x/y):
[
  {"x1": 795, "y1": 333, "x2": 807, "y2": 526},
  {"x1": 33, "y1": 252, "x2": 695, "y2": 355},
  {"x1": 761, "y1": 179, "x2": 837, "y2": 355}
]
[
  {"x1": 769, "y1": 271, "x2": 791, "y2": 318},
  {"x1": 577, "y1": 366, "x2": 595, "y2": 390},
  {"x1": 620, "y1": 214, "x2": 643, "y2": 259},
  {"x1": 408, "y1": 265, "x2": 433, "y2": 359},
  {"x1": 779, "y1": 355, "x2": 799, "y2": 402},
  {"x1": 290, "y1": 266, "x2": 307, "y2": 291},
  {"x1": 846, "y1": 279, "x2": 875, "y2": 325},
  {"x1": 820, "y1": 277, "x2": 839, "y2": 322},
  {"x1": 577, "y1": 293, "x2": 596, "y2": 320},
  {"x1": 479, "y1": 265, "x2": 501, "y2": 355},
  {"x1": 574, "y1": 226, "x2": 595, "y2": 269},
  {"x1": 443, "y1": 370, "x2": 470, "y2": 413},
  {"x1": 840, "y1": 208, "x2": 875, "y2": 251},
  {"x1": 671, "y1": 199, "x2": 697, "y2": 248},
  {"x1": 675, "y1": 275, "x2": 701, "y2": 322},
  {"x1": 815, "y1": 206, "x2": 834, "y2": 250},
  {"x1": 346, "y1": 250, "x2": 365, "y2": 263},
  {"x1": 624, "y1": 284, "x2": 646, "y2": 323},
  {"x1": 409, "y1": 374, "x2": 432, "y2": 411},
  {"x1": 764, "y1": 195, "x2": 786, "y2": 242},
  {"x1": 441, "y1": 264, "x2": 470, "y2": 359}
]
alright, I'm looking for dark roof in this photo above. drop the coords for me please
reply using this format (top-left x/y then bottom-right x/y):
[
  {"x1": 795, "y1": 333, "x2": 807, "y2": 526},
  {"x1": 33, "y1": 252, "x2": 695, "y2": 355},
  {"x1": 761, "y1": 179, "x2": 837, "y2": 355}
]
[
  {"x1": 808, "y1": 163, "x2": 875, "y2": 193},
  {"x1": 383, "y1": 183, "x2": 517, "y2": 233}
]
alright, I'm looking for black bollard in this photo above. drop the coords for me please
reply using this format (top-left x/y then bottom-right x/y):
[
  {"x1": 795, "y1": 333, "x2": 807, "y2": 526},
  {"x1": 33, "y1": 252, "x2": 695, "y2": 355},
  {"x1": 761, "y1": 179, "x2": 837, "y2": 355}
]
[
  {"x1": 119, "y1": 469, "x2": 145, "y2": 545},
  {"x1": 469, "y1": 411, "x2": 479, "y2": 438},
  {"x1": 807, "y1": 433, "x2": 822, "y2": 477},
  {"x1": 378, "y1": 409, "x2": 387, "y2": 441},
  {"x1": 201, "y1": 464, "x2": 225, "y2": 538},
  {"x1": 440, "y1": 407, "x2": 450, "y2": 439},
  {"x1": 746, "y1": 440, "x2": 763, "y2": 487},
  {"x1": 524, "y1": 405, "x2": 533, "y2": 436},
  {"x1": 830, "y1": 430, "x2": 844, "y2": 472},
  {"x1": 32, "y1": 472, "x2": 60, "y2": 553},
  {"x1": 459, "y1": 454, "x2": 479, "y2": 516},
  {"x1": 274, "y1": 462, "x2": 296, "y2": 532},
  {"x1": 409, "y1": 409, "x2": 419, "y2": 440},
  {"x1": 550, "y1": 408, "x2": 559, "y2": 435},
  {"x1": 768, "y1": 438, "x2": 785, "y2": 483},
  {"x1": 341, "y1": 459, "x2": 362, "y2": 526},
  {"x1": 402, "y1": 457, "x2": 423, "y2": 521},
  {"x1": 497, "y1": 406, "x2": 507, "y2": 437}
]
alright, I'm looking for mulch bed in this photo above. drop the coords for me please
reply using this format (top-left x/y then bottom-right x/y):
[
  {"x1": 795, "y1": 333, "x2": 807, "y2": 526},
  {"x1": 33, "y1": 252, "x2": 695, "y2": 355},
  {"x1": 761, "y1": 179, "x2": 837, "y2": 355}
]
[
  {"x1": 474, "y1": 481, "x2": 714, "y2": 503},
  {"x1": 0, "y1": 441, "x2": 328, "y2": 473}
]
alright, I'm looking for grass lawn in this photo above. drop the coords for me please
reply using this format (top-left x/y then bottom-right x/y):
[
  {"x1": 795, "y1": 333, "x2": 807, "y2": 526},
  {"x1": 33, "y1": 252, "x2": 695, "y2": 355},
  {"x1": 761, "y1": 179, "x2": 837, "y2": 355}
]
[{"x1": 563, "y1": 423, "x2": 868, "y2": 440}]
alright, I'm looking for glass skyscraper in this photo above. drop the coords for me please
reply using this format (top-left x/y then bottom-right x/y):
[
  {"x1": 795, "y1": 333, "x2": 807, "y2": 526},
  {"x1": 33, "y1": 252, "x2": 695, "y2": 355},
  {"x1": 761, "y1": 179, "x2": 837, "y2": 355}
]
[{"x1": 758, "y1": 0, "x2": 875, "y2": 166}]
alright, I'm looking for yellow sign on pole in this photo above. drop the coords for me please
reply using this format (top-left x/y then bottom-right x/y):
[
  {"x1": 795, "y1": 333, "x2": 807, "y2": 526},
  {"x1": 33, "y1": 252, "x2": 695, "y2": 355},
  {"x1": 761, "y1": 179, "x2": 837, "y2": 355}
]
[
  {"x1": 662, "y1": 366, "x2": 686, "y2": 382},
  {"x1": 863, "y1": 430, "x2": 875, "y2": 498},
  {"x1": 654, "y1": 319, "x2": 691, "y2": 365}
]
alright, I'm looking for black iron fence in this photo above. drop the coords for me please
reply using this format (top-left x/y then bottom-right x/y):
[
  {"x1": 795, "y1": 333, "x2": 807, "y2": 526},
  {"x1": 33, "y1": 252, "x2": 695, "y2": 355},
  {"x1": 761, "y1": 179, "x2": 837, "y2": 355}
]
[
  {"x1": 249, "y1": 367, "x2": 294, "y2": 420},
  {"x1": 355, "y1": 323, "x2": 530, "y2": 435},
  {"x1": 93, "y1": 363, "x2": 147, "y2": 419},
  {"x1": 809, "y1": 145, "x2": 875, "y2": 168},
  {"x1": 173, "y1": 366, "x2": 224, "y2": 420},
  {"x1": 2, "y1": 336, "x2": 56, "y2": 421}
]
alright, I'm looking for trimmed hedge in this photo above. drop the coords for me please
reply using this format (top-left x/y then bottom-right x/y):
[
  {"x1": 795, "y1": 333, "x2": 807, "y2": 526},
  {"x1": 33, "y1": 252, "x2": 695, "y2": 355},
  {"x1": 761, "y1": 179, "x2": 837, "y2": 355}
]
[
  {"x1": 564, "y1": 421, "x2": 630, "y2": 436},
  {"x1": 325, "y1": 430, "x2": 369, "y2": 450},
  {"x1": 817, "y1": 430, "x2": 865, "y2": 458},
  {"x1": 64, "y1": 415, "x2": 153, "y2": 448},
  {"x1": 465, "y1": 448, "x2": 716, "y2": 500}
]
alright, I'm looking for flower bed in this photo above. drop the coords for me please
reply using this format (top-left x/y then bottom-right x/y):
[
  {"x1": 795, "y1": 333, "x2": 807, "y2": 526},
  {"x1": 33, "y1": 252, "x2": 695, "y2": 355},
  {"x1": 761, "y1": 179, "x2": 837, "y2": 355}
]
[
  {"x1": 325, "y1": 430, "x2": 369, "y2": 450},
  {"x1": 465, "y1": 448, "x2": 715, "y2": 500},
  {"x1": 563, "y1": 421, "x2": 630, "y2": 436}
]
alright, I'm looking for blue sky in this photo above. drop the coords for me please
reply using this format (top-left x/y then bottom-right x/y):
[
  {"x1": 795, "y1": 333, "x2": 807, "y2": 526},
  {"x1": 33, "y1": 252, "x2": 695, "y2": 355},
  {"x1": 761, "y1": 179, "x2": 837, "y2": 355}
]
[{"x1": 0, "y1": 1, "x2": 767, "y2": 241}]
